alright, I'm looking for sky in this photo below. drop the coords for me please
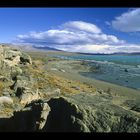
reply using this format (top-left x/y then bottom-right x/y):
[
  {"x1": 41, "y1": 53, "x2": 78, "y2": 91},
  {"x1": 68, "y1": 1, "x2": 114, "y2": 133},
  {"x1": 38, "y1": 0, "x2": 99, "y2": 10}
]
[{"x1": 0, "y1": 8, "x2": 140, "y2": 53}]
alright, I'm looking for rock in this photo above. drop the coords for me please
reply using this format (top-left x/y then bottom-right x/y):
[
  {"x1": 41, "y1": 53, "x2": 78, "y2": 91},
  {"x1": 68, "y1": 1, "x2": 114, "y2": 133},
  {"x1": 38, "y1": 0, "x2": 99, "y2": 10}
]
[
  {"x1": 1, "y1": 49, "x2": 22, "y2": 68},
  {"x1": 10, "y1": 66, "x2": 22, "y2": 80},
  {"x1": 0, "y1": 76, "x2": 9, "y2": 82},
  {"x1": 0, "y1": 45, "x2": 32, "y2": 82},
  {"x1": 36, "y1": 102, "x2": 51, "y2": 130},
  {"x1": 4, "y1": 50, "x2": 21, "y2": 60},
  {"x1": 41, "y1": 88, "x2": 61, "y2": 99},
  {"x1": 131, "y1": 105, "x2": 140, "y2": 112},
  {"x1": 16, "y1": 87, "x2": 26, "y2": 97},
  {"x1": 71, "y1": 86, "x2": 80, "y2": 90},
  {"x1": 15, "y1": 87, "x2": 40, "y2": 105},
  {"x1": 10, "y1": 75, "x2": 33, "y2": 91},
  {"x1": 9, "y1": 71, "x2": 38, "y2": 104},
  {"x1": 10, "y1": 100, "x2": 50, "y2": 131},
  {"x1": 0, "y1": 45, "x2": 32, "y2": 73},
  {"x1": 47, "y1": 88, "x2": 61, "y2": 96},
  {"x1": 20, "y1": 53, "x2": 32, "y2": 65},
  {"x1": 20, "y1": 91, "x2": 40, "y2": 105},
  {"x1": 11, "y1": 79, "x2": 32, "y2": 91},
  {"x1": 0, "y1": 96, "x2": 13, "y2": 105},
  {"x1": 1, "y1": 93, "x2": 140, "y2": 132},
  {"x1": 13, "y1": 103, "x2": 23, "y2": 112},
  {"x1": 51, "y1": 68, "x2": 58, "y2": 71},
  {"x1": 4, "y1": 56, "x2": 21, "y2": 67},
  {"x1": 60, "y1": 69, "x2": 65, "y2": 72},
  {"x1": 42, "y1": 94, "x2": 140, "y2": 132},
  {"x1": 124, "y1": 68, "x2": 128, "y2": 72}
]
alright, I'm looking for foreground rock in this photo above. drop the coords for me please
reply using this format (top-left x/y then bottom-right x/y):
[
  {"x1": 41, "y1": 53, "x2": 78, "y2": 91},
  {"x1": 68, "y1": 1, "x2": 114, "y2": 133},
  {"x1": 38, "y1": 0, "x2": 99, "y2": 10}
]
[
  {"x1": 0, "y1": 100, "x2": 50, "y2": 131},
  {"x1": 1, "y1": 93, "x2": 140, "y2": 132},
  {"x1": 0, "y1": 44, "x2": 32, "y2": 83},
  {"x1": 12, "y1": 100, "x2": 50, "y2": 131},
  {"x1": 0, "y1": 96, "x2": 13, "y2": 104},
  {"x1": 43, "y1": 94, "x2": 140, "y2": 132}
]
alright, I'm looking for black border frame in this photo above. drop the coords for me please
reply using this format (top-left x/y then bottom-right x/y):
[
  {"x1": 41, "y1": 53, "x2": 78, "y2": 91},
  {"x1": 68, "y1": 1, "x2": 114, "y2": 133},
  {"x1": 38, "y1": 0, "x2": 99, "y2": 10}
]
[{"x1": 0, "y1": 0, "x2": 140, "y2": 7}]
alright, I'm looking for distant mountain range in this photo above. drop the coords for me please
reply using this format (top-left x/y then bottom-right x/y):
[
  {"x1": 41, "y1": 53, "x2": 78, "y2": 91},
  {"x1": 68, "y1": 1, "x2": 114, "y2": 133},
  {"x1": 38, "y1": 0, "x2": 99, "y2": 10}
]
[
  {"x1": 1, "y1": 43, "x2": 140, "y2": 54},
  {"x1": 0, "y1": 43, "x2": 61, "y2": 52},
  {"x1": 33, "y1": 46, "x2": 61, "y2": 51}
]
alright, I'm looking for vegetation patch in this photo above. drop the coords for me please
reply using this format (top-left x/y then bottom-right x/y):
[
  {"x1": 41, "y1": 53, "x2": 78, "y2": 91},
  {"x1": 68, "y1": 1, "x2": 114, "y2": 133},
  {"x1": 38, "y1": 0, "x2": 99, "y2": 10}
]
[{"x1": 46, "y1": 74, "x2": 96, "y2": 94}]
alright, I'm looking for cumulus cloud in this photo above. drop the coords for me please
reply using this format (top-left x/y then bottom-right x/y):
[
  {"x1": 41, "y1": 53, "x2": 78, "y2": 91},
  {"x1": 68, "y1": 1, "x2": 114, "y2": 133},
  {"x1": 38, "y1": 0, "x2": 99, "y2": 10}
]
[
  {"x1": 112, "y1": 8, "x2": 140, "y2": 32},
  {"x1": 16, "y1": 20, "x2": 140, "y2": 53},
  {"x1": 62, "y1": 21, "x2": 102, "y2": 34}
]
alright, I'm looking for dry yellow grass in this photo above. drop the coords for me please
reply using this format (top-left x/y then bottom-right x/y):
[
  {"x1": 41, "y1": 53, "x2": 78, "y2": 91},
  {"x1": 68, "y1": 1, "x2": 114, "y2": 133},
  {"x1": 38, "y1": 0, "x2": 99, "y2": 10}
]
[
  {"x1": 26, "y1": 61, "x2": 48, "y2": 89},
  {"x1": 0, "y1": 107, "x2": 14, "y2": 116},
  {"x1": 0, "y1": 81, "x2": 4, "y2": 91},
  {"x1": 26, "y1": 55, "x2": 96, "y2": 95},
  {"x1": 46, "y1": 74, "x2": 96, "y2": 94}
]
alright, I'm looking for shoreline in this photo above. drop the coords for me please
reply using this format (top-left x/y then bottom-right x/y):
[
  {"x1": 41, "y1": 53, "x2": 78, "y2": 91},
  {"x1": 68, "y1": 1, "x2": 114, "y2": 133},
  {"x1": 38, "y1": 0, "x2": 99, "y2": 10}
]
[
  {"x1": 52, "y1": 56, "x2": 140, "y2": 90},
  {"x1": 45, "y1": 59, "x2": 140, "y2": 98}
]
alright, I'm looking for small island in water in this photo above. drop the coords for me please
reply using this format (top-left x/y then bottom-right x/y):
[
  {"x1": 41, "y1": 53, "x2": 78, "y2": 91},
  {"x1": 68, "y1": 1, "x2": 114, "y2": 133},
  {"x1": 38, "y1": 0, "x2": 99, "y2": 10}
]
[{"x1": 0, "y1": 44, "x2": 140, "y2": 132}]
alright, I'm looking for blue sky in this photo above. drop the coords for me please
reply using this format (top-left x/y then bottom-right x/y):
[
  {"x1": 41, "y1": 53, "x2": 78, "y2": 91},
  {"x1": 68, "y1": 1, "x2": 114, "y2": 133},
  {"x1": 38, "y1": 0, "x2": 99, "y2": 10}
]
[{"x1": 0, "y1": 8, "x2": 140, "y2": 53}]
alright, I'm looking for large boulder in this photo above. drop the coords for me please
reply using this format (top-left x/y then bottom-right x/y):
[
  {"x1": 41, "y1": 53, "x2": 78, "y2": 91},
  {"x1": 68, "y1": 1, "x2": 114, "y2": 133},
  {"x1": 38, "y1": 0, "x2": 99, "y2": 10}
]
[
  {"x1": 11, "y1": 100, "x2": 50, "y2": 131},
  {"x1": 4, "y1": 49, "x2": 21, "y2": 60},
  {"x1": 0, "y1": 100, "x2": 50, "y2": 132},
  {"x1": 3, "y1": 56, "x2": 21, "y2": 67},
  {"x1": 42, "y1": 93, "x2": 140, "y2": 132},
  {"x1": 0, "y1": 96, "x2": 13, "y2": 105},
  {"x1": 1, "y1": 49, "x2": 22, "y2": 68},
  {"x1": 19, "y1": 52, "x2": 32, "y2": 65},
  {"x1": 20, "y1": 89, "x2": 40, "y2": 105},
  {"x1": 15, "y1": 87, "x2": 40, "y2": 105},
  {"x1": 0, "y1": 45, "x2": 32, "y2": 69}
]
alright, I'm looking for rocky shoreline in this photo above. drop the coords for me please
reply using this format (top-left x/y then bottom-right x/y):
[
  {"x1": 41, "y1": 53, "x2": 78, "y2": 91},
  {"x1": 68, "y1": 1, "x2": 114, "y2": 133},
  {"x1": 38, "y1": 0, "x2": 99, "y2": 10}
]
[{"x1": 0, "y1": 45, "x2": 140, "y2": 132}]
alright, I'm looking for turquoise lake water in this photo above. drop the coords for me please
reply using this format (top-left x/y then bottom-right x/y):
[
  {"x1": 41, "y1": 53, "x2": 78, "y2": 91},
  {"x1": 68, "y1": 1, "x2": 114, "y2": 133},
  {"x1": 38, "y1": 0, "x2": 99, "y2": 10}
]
[
  {"x1": 55, "y1": 54, "x2": 140, "y2": 90},
  {"x1": 58, "y1": 54, "x2": 140, "y2": 66}
]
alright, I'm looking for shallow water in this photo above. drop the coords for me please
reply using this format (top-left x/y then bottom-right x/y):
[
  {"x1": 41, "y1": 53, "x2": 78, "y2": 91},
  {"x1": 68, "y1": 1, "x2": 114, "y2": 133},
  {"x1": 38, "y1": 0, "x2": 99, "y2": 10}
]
[{"x1": 54, "y1": 54, "x2": 140, "y2": 90}]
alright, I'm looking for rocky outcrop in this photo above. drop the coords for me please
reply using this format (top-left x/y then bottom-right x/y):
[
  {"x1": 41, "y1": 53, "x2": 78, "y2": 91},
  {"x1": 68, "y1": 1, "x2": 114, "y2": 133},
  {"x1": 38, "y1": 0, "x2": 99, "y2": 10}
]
[
  {"x1": 0, "y1": 100, "x2": 50, "y2": 131},
  {"x1": 14, "y1": 100, "x2": 50, "y2": 131},
  {"x1": 20, "y1": 52, "x2": 32, "y2": 65},
  {"x1": 0, "y1": 45, "x2": 32, "y2": 86},
  {"x1": 17, "y1": 87, "x2": 40, "y2": 105},
  {"x1": 0, "y1": 45, "x2": 53, "y2": 131},
  {"x1": 42, "y1": 94, "x2": 140, "y2": 132},
  {"x1": 0, "y1": 45, "x2": 37, "y2": 116},
  {"x1": 1, "y1": 93, "x2": 140, "y2": 132},
  {"x1": 0, "y1": 45, "x2": 32, "y2": 69}
]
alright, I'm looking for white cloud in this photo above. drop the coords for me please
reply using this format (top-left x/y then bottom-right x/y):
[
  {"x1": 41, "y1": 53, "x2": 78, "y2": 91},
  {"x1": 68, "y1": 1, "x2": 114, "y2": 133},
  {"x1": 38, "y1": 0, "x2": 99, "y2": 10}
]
[
  {"x1": 112, "y1": 8, "x2": 140, "y2": 32},
  {"x1": 16, "y1": 20, "x2": 140, "y2": 53},
  {"x1": 17, "y1": 21, "x2": 124, "y2": 45},
  {"x1": 62, "y1": 21, "x2": 102, "y2": 34}
]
